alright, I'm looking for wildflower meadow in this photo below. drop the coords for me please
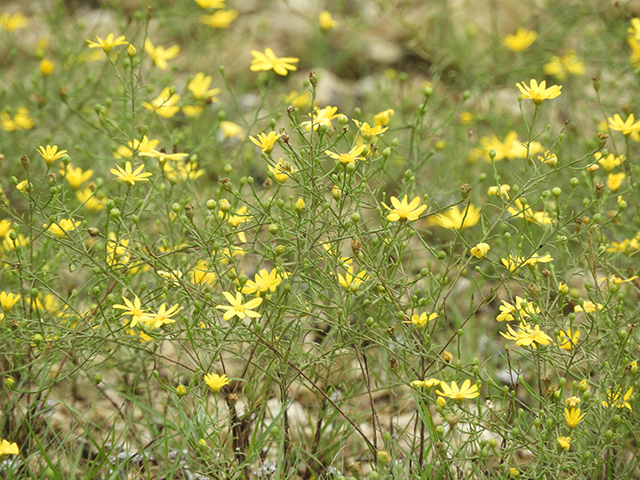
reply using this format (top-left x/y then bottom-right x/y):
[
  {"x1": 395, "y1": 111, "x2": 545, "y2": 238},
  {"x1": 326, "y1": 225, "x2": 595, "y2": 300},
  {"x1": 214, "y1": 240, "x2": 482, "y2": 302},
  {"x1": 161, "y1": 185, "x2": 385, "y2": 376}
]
[{"x1": 1, "y1": 1, "x2": 640, "y2": 479}]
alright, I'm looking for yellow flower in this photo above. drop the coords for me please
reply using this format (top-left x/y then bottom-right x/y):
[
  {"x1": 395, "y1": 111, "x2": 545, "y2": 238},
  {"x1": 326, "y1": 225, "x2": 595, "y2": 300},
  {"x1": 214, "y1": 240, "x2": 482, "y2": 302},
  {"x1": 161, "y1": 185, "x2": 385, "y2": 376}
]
[
  {"x1": 381, "y1": 195, "x2": 427, "y2": 222},
  {"x1": 16, "y1": 180, "x2": 32, "y2": 194},
  {"x1": 602, "y1": 386, "x2": 633, "y2": 411},
  {"x1": 195, "y1": 0, "x2": 225, "y2": 7},
  {"x1": 574, "y1": 301, "x2": 602, "y2": 314},
  {"x1": 501, "y1": 320, "x2": 552, "y2": 348},
  {"x1": 509, "y1": 467, "x2": 520, "y2": 478},
  {"x1": 1, "y1": 107, "x2": 36, "y2": 131},
  {"x1": 157, "y1": 269, "x2": 183, "y2": 286},
  {"x1": 507, "y1": 199, "x2": 552, "y2": 226},
  {"x1": 111, "y1": 161, "x2": 152, "y2": 186},
  {"x1": 353, "y1": 119, "x2": 388, "y2": 139},
  {"x1": 538, "y1": 150, "x2": 558, "y2": 167},
  {"x1": 60, "y1": 163, "x2": 93, "y2": 190},
  {"x1": 76, "y1": 188, "x2": 105, "y2": 211},
  {"x1": 487, "y1": 184, "x2": 511, "y2": 199},
  {"x1": 163, "y1": 161, "x2": 205, "y2": 181},
  {"x1": 608, "y1": 114, "x2": 640, "y2": 136},
  {"x1": 0, "y1": 292, "x2": 20, "y2": 313},
  {"x1": 241, "y1": 268, "x2": 283, "y2": 296},
  {"x1": 436, "y1": 379, "x2": 479, "y2": 400},
  {"x1": 557, "y1": 436, "x2": 571, "y2": 451},
  {"x1": 559, "y1": 283, "x2": 569, "y2": 295},
  {"x1": 607, "y1": 238, "x2": 640, "y2": 254},
  {"x1": 319, "y1": 10, "x2": 338, "y2": 31},
  {"x1": 374, "y1": 109, "x2": 395, "y2": 127},
  {"x1": 0, "y1": 438, "x2": 19, "y2": 456},
  {"x1": 428, "y1": 205, "x2": 480, "y2": 229},
  {"x1": 470, "y1": 243, "x2": 490, "y2": 258},
  {"x1": 557, "y1": 328, "x2": 580, "y2": 351},
  {"x1": 0, "y1": 12, "x2": 28, "y2": 32},
  {"x1": 325, "y1": 145, "x2": 366, "y2": 166},
  {"x1": 249, "y1": 131, "x2": 281, "y2": 153},
  {"x1": 44, "y1": 218, "x2": 80, "y2": 238},
  {"x1": 182, "y1": 106, "x2": 203, "y2": 117},
  {"x1": 337, "y1": 267, "x2": 369, "y2": 292},
  {"x1": 144, "y1": 39, "x2": 180, "y2": 70},
  {"x1": 106, "y1": 233, "x2": 130, "y2": 266},
  {"x1": 411, "y1": 378, "x2": 440, "y2": 389},
  {"x1": 502, "y1": 28, "x2": 537, "y2": 52},
  {"x1": 219, "y1": 121, "x2": 244, "y2": 140},
  {"x1": 598, "y1": 274, "x2": 638, "y2": 288},
  {"x1": 502, "y1": 253, "x2": 553, "y2": 270},
  {"x1": 268, "y1": 158, "x2": 298, "y2": 183},
  {"x1": 86, "y1": 33, "x2": 128, "y2": 54},
  {"x1": 459, "y1": 111, "x2": 474, "y2": 124},
  {"x1": 543, "y1": 50, "x2": 585, "y2": 80},
  {"x1": 142, "y1": 87, "x2": 181, "y2": 119},
  {"x1": 40, "y1": 59, "x2": 54, "y2": 76},
  {"x1": 301, "y1": 106, "x2": 340, "y2": 131},
  {"x1": 607, "y1": 172, "x2": 625, "y2": 192},
  {"x1": 113, "y1": 135, "x2": 160, "y2": 158},
  {"x1": 565, "y1": 396, "x2": 580, "y2": 409},
  {"x1": 140, "y1": 149, "x2": 188, "y2": 163},
  {"x1": 200, "y1": 10, "x2": 238, "y2": 28},
  {"x1": 496, "y1": 301, "x2": 516, "y2": 322},
  {"x1": 629, "y1": 34, "x2": 640, "y2": 67},
  {"x1": 284, "y1": 90, "x2": 311, "y2": 109},
  {"x1": 513, "y1": 296, "x2": 540, "y2": 318},
  {"x1": 37, "y1": 145, "x2": 67, "y2": 167},
  {"x1": 113, "y1": 295, "x2": 148, "y2": 328},
  {"x1": 295, "y1": 198, "x2": 305, "y2": 212},
  {"x1": 472, "y1": 130, "x2": 543, "y2": 162},
  {"x1": 250, "y1": 48, "x2": 299, "y2": 76},
  {"x1": 0, "y1": 219, "x2": 12, "y2": 238},
  {"x1": 595, "y1": 152, "x2": 625, "y2": 171},
  {"x1": 204, "y1": 373, "x2": 230, "y2": 393},
  {"x1": 189, "y1": 260, "x2": 216, "y2": 286},
  {"x1": 411, "y1": 312, "x2": 438, "y2": 329},
  {"x1": 216, "y1": 291, "x2": 263, "y2": 321},
  {"x1": 564, "y1": 407, "x2": 585, "y2": 429},
  {"x1": 141, "y1": 303, "x2": 181, "y2": 329},
  {"x1": 516, "y1": 79, "x2": 562, "y2": 104},
  {"x1": 187, "y1": 73, "x2": 221, "y2": 101}
]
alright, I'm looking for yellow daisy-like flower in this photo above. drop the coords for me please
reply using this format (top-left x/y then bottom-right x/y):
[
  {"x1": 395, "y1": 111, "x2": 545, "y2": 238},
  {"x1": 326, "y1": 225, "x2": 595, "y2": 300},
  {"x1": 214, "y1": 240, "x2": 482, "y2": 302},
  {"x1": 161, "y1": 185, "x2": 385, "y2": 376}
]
[
  {"x1": 113, "y1": 135, "x2": 160, "y2": 158},
  {"x1": 110, "y1": 161, "x2": 152, "y2": 186},
  {"x1": 0, "y1": 12, "x2": 28, "y2": 32},
  {"x1": 337, "y1": 267, "x2": 369, "y2": 292},
  {"x1": 574, "y1": 301, "x2": 602, "y2": 314},
  {"x1": 187, "y1": 73, "x2": 221, "y2": 101},
  {"x1": 144, "y1": 39, "x2": 180, "y2": 70},
  {"x1": 496, "y1": 300, "x2": 516, "y2": 322},
  {"x1": 0, "y1": 107, "x2": 36, "y2": 131},
  {"x1": 319, "y1": 10, "x2": 338, "y2": 31},
  {"x1": 200, "y1": 10, "x2": 238, "y2": 29},
  {"x1": 140, "y1": 149, "x2": 188, "y2": 163},
  {"x1": 516, "y1": 79, "x2": 562, "y2": 105},
  {"x1": 60, "y1": 163, "x2": 93, "y2": 190},
  {"x1": 543, "y1": 50, "x2": 586, "y2": 80},
  {"x1": 381, "y1": 195, "x2": 427, "y2": 222},
  {"x1": 411, "y1": 312, "x2": 438, "y2": 329},
  {"x1": 76, "y1": 188, "x2": 105, "y2": 211},
  {"x1": 557, "y1": 436, "x2": 571, "y2": 451},
  {"x1": 557, "y1": 328, "x2": 580, "y2": 351},
  {"x1": 507, "y1": 199, "x2": 552, "y2": 226},
  {"x1": 325, "y1": 145, "x2": 367, "y2": 166},
  {"x1": 268, "y1": 158, "x2": 298, "y2": 183},
  {"x1": 353, "y1": 119, "x2": 388, "y2": 140},
  {"x1": 0, "y1": 292, "x2": 21, "y2": 313},
  {"x1": 141, "y1": 87, "x2": 181, "y2": 119},
  {"x1": 141, "y1": 303, "x2": 181, "y2": 329},
  {"x1": 37, "y1": 145, "x2": 67, "y2": 167},
  {"x1": 436, "y1": 379, "x2": 479, "y2": 400},
  {"x1": 608, "y1": 114, "x2": 640, "y2": 136},
  {"x1": 204, "y1": 373, "x2": 230, "y2": 393},
  {"x1": 219, "y1": 121, "x2": 244, "y2": 140},
  {"x1": 189, "y1": 260, "x2": 216, "y2": 286},
  {"x1": 250, "y1": 48, "x2": 299, "y2": 76},
  {"x1": 501, "y1": 320, "x2": 552, "y2": 348},
  {"x1": 602, "y1": 386, "x2": 633, "y2": 411},
  {"x1": 564, "y1": 407, "x2": 586, "y2": 429},
  {"x1": 502, "y1": 28, "x2": 537, "y2": 52},
  {"x1": 607, "y1": 172, "x2": 626, "y2": 192},
  {"x1": 428, "y1": 205, "x2": 480, "y2": 230},
  {"x1": 488, "y1": 184, "x2": 511, "y2": 199},
  {"x1": 0, "y1": 438, "x2": 19, "y2": 456},
  {"x1": 538, "y1": 150, "x2": 558, "y2": 167},
  {"x1": 595, "y1": 152, "x2": 625, "y2": 172},
  {"x1": 249, "y1": 131, "x2": 281, "y2": 153},
  {"x1": 241, "y1": 268, "x2": 283, "y2": 296},
  {"x1": 216, "y1": 291, "x2": 263, "y2": 321},
  {"x1": 470, "y1": 243, "x2": 490, "y2": 258},
  {"x1": 411, "y1": 378, "x2": 441, "y2": 389},
  {"x1": 113, "y1": 295, "x2": 148, "y2": 328},
  {"x1": 301, "y1": 106, "x2": 340, "y2": 131},
  {"x1": 86, "y1": 33, "x2": 128, "y2": 54},
  {"x1": 374, "y1": 109, "x2": 395, "y2": 127},
  {"x1": 44, "y1": 218, "x2": 81, "y2": 238},
  {"x1": 565, "y1": 396, "x2": 580, "y2": 409}
]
